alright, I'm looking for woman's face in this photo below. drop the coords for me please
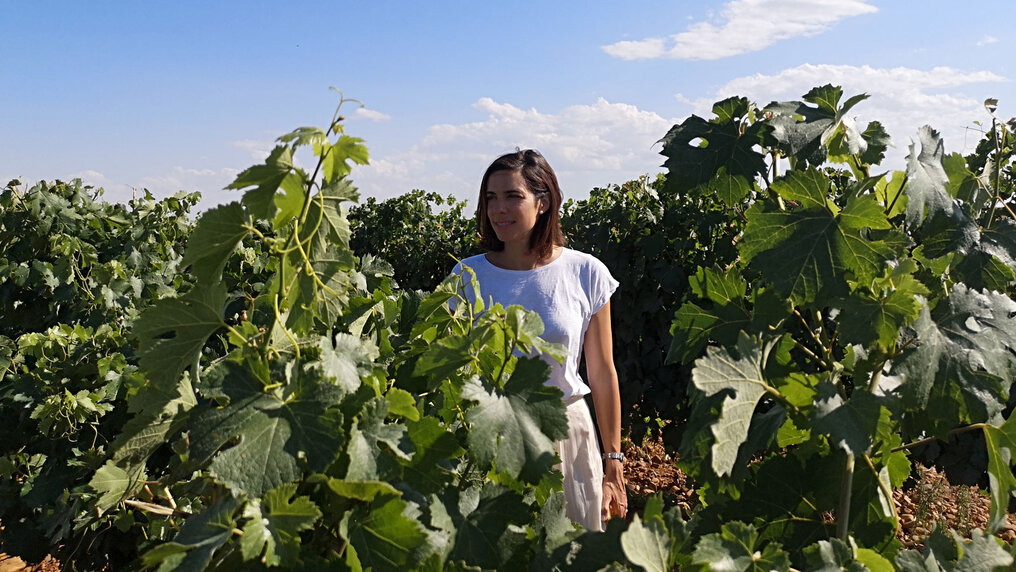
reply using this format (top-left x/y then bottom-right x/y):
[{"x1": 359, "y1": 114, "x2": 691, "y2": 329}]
[{"x1": 485, "y1": 170, "x2": 546, "y2": 247}]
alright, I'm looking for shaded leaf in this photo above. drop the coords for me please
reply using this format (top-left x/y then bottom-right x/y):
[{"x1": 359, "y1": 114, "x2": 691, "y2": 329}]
[
  {"x1": 812, "y1": 383, "x2": 882, "y2": 455},
  {"x1": 141, "y1": 495, "x2": 240, "y2": 572},
  {"x1": 691, "y1": 521, "x2": 790, "y2": 571},
  {"x1": 134, "y1": 281, "x2": 227, "y2": 389},
  {"x1": 180, "y1": 202, "x2": 249, "y2": 283},
  {"x1": 659, "y1": 97, "x2": 769, "y2": 205},
  {"x1": 188, "y1": 361, "x2": 345, "y2": 496},
  {"x1": 430, "y1": 484, "x2": 531, "y2": 569},
  {"x1": 890, "y1": 285, "x2": 1016, "y2": 430},
  {"x1": 89, "y1": 461, "x2": 145, "y2": 511},
  {"x1": 346, "y1": 398, "x2": 412, "y2": 481}
]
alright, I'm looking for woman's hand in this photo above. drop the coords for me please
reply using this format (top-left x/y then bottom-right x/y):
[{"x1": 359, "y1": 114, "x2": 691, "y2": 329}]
[{"x1": 602, "y1": 459, "x2": 627, "y2": 522}]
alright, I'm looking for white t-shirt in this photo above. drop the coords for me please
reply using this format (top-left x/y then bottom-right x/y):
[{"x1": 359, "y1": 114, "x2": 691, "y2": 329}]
[{"x1": 454, "y1": 248, "x2": 619, "y2": 400}]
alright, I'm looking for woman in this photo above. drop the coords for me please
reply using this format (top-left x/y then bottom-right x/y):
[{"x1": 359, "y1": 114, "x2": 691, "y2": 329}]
[{"x1": 455, "y1": 149, "x2": 626, "y2": 531}]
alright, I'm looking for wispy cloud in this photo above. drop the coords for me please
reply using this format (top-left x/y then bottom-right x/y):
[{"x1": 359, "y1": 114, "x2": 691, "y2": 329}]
[
  {"x1": 602, "y1": 0, "x2": 877, "y2": 61},
  {"x1": 978, "y1": 35, "x2": 999, "y2": 46},
  {"x1": 680, "y1": 63, "x2": 1006, "y2": 161},
  {"x1": 353, "y1": 98, "x2": 676, "y2": 202},
  {"x1": 232, "y1": 139, "x2": 274, "y2": 162},
  {"x1": 354, "y1": 108, "x2": 391, "y2": 122}
]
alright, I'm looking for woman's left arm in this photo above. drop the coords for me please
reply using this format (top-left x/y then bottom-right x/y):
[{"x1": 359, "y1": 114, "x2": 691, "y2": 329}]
[{"x1": 584, "y1": 300, "x2": 627, "y2": 523}]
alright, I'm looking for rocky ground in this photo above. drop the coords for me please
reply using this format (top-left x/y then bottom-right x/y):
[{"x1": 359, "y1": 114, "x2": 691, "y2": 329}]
[{"x1": 3, "y1": 438, "x2": 1013, "y2": 570}]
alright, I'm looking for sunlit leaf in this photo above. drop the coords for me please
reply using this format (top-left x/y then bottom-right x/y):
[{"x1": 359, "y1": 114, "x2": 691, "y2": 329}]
[
  {"x1": 691, "y1": 333, "x2": 770, "y2": 477},
  {"x1": 461, "y1": 357, "x2": 568, "y2": 483}
]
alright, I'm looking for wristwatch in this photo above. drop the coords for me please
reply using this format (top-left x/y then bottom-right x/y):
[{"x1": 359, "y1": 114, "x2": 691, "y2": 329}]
[{"x1": 603, "y1": 452, "x2": 624, "y2": 462}]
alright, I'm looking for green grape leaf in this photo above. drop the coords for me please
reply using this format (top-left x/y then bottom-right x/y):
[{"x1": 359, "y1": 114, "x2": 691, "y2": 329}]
[
  {"x1": 659, "y1": 96, "x2": 769, "y2": 205},
  {"x1": 277, "y1": 126, "x2": 328, "y2": 147},
  {"x1": 691, "y1": 333, "x2": 771, "y2": 477},
  {"x1": 620, "y1": 514, "x2": 672, "y2": 572},
  {"x1": 322, "y1": 135, "x2": 370, "y2": 184},
  {"x1": 943, "y1": 152, "x2": 985, "y2": 206},
  {"x1": 188, "y1": 361, "x2": 345, "y2": 496},
  {"x1": 315, "y1": 333, "x2": 378, "y2": 394},
  {"x1": 180, "y1": 202, "x2": 249, "y2": 283},
  {"x1": 109, "y1": 374, "x2": 197, "y2": 480},
  {"x1": 811, "y1": 383, "x2": 882, "y2": 456},
  {"x1": 505, "y1": 305, "x2": 567, "y2": 364},
  {"x1": 691, "y1": 521, "x2": 791, "y2": 571},
  {"x1": 141, "y1": 495, "x2": 241, "y2": 572},
  {"x1": 741, "y1": 169, "x2": 893, "y2": 304},
  {"x1": 981, "y1": 414, "x2": 1016, "y2": 533},
  {"x1": 340, "y1": 495, "x2": 429, "y2": 572},
  {"x1": 326, "y1": 478, "x2": 402, "y2": 502},
  {"x1": 346, "y1": 398, "x2": 412, "y2": 481},
  {"x1": 875, "y1": 170, "x2": 908, "y2": 219},
  {"x1": 134, "y1": 281, "x2": 227, "y2": 389},
  {"x1": 533, "y1": 491, "x2": 577, "y2": 551},
  {"x1": 401, "y1": 417, "x2": 464, "y2": 494},
  {"x1": 431, "y1": 484, "x2": 532, "y2": 569},
  {"x1": 228, "y1": 145, "x2": 294, "y2": 221},
  {"x1": 668, "y1": 266, "x2": 753, "y2": 365},
  {"x1": 765, "y1": 85, "x2": 869, "y2": 167},
  {"x1": 241, "y1": 483, "x2": 322, "y2": 567},
  {"x1": 385, "y1": 387, "x2": 420, "y2": 421},
  {"x1": 835, "y1": 278, "x2": 926, "y2": 349},
  {"x1": 826, "y1": 116, "x2": 868, "y2": 163},
  {"x1": 668, "y1": 301, "x2": 751, "y2": 365},
  {"x1": 802, "y1": 538, "x2": 867, "y2": 572},
  {"x1": 281, "y1": 180, "x2": 359, "y2": 333},
  {"x1": 954, "y1": 218, "x2": 1016, "y2": 290},
  {"x1": 271, "y1": 171, "x2": 307, "y2": 227},
  {"x1": 461, "y1": 357, "x2": 568, "y2": 483},
  {"x1": 890, "y1": 285, "x2": 1016, "y2": 429},
  {"x1": 859, "y1": 121, "x2": 891, "y2": 166},
  {"x1": 855, "y1": 547, "x2": 895, "y2": 572},
  {"x1": 88, "y1": 460, "x2": 146, "y2": 511},
  {"x1": 306, "y1": 178, "x2": 359, "y2": 253},
  {"x1": 954, "y1": 530, "x2": 1013, "y2": 571},
  {"x1": 904, "y1": 126, "x2": 968, "y2": 229}
]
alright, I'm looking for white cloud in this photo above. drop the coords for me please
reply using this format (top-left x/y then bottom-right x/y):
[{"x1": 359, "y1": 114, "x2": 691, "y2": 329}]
[
  {"x1": 124, "y1": 166, "x2": 241, "y2": 207},
  {"x1": 68, "y1": 169, "x2": 111, "y2": 185},
  {"x1": 682, "y1": 63, "x2": 1006, "y2": 162},
  {"x1": 352, "y1": 98, "x2": 676, "y2": 203},
  {"x1": 602, "y1": 0, "x2": 877, "y2": 60},
  {"x1": 978, "y1": 35, "x2": 999, "y2": 46},
  {"x1": 233, "y1": 139, "x2": 274, "y2": 162},
  {"x1": 353, "y1": 108, "x2": 392, "y2": 122}
]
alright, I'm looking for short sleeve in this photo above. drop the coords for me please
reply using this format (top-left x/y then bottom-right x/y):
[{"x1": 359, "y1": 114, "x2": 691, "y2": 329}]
[{"x1": 586, "y1": 256, "x2": 619, "y2": 315}]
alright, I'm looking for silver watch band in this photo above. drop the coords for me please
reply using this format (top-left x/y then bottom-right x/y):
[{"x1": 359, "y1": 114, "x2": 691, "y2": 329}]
[{"x1": 603, "y1": 452, "x2": 624, "y2": 462}]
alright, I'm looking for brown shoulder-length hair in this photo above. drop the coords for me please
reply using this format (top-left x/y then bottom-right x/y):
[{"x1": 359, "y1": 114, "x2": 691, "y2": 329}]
[{"x1": 477, "y1": 149, "x2": 566, "y2": 261}]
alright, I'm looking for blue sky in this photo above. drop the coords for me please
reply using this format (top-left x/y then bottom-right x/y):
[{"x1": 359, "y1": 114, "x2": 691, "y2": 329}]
[{"x1": 3, "y1": 1, "x2": 1013, "y2": 209}]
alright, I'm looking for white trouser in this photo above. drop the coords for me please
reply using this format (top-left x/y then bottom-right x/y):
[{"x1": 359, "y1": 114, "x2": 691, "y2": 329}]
[{"x1": 556, "y1": 397, "x2": 604, "y2": 532}]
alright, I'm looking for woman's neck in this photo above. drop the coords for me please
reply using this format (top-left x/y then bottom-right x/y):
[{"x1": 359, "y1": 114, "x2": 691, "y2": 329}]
[{"x1": 488, "y1": 243, "x2": 561, "y2": 270}]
